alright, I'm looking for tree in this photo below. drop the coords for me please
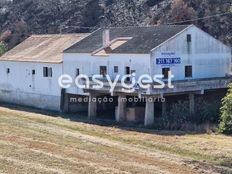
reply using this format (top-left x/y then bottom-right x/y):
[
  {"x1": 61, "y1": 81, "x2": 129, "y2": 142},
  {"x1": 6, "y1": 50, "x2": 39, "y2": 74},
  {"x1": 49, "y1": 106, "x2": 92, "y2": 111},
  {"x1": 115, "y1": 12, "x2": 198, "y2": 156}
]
[
  {"x1": 0, "y1": 42, "x2": 6, "y2": 56},
  {"x1": 219, "y1": 84, "x2": 232, "y2": 134}
]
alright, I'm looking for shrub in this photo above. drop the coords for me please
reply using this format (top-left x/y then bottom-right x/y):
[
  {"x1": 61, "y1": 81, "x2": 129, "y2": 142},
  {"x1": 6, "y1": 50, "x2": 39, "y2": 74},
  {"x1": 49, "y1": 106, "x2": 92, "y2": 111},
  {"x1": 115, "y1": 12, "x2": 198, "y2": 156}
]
[
  {"x1": 219, "y1": 84, "x2": 232, "y2": 134},
  {"x1": 154, "y1": 98, "x2": 221, "y2": 131},
  {"x1": 0, "y1": 41, "x2": 6, "y2": 56}
]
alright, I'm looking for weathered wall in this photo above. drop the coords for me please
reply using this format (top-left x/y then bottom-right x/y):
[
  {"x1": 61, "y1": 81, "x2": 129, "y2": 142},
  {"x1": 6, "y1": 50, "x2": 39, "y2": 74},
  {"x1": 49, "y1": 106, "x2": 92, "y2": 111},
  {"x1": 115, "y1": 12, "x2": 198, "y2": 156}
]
[
  {"x1": 151, "y1": 25, "x2": 231, "y2": 80},
  {"x1": 63, "y1": 53, "x2": 150, "y2": 95},
  {"x1": 0, "y1": 90, "x2": 60, "y2": 111},
  {"x1": 0, "y1": 61, "x2": 62, "y2": 111}
]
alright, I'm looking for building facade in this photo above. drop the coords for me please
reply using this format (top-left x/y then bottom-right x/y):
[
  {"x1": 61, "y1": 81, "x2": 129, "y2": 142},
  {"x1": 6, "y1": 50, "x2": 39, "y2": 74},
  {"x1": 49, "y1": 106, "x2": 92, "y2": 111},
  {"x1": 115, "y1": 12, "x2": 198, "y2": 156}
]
[
  {"x1": 0, "y1": 34, "x2": 87, "y2": 111},
  {"x1": 63, "y1": 25, "x2": 231, "y2": 125},
  {"x1": 0, "y1": 25, "x2": 231, "y2": 126}
]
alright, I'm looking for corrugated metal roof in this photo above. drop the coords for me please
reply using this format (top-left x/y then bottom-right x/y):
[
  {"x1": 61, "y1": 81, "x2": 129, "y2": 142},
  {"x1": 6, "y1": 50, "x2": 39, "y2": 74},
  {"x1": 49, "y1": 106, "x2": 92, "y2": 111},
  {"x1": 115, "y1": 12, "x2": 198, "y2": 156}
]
[
  {"x1": 0, "y1": 34, "x2": 88, "y2": 63},
  {"x1": 64, "y1": 25, "x2": 191, "y2": 54}
]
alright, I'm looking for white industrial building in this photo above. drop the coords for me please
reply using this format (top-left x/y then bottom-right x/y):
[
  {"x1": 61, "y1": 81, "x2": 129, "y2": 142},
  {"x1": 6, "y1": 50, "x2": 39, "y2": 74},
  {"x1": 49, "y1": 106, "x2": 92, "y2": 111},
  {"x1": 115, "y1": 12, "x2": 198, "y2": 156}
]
[
  {"x1": 0, "y1": 34, "x2": 87, "y2": 111},
  {"x1": 0, "y1": 25, "x2": 231, "y2": 126},
  {"x1": 63, "y1": 25, "x2": 231, "y2": 125},
  {"x1": 64, "y1": 25, "x2": 230, "y2": 85}
]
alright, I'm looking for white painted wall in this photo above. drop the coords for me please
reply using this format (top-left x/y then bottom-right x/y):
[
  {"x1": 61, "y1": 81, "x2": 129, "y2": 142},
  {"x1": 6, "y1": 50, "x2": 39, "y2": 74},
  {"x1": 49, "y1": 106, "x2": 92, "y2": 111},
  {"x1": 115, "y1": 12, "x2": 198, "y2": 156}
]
[
  {"x1": 151, "y1": 25, "x2": 231, "y2": 80},
  {"x1": 63, "y1": 53, "x2": 150, "y2": 94},
  {"x1": 64, "y1": 25, "x2": 231, "y2": 95},
  {"x1": 0, "y1": 61, "x2": 62, "y2": 110}
]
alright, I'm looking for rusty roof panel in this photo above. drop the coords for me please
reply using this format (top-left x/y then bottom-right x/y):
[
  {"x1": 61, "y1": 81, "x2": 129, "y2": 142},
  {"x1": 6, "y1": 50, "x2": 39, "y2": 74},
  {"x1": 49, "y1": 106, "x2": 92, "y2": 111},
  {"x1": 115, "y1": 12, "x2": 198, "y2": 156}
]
[{"x1": 0, "y1": 34, "x2": 88, "y2": 63}]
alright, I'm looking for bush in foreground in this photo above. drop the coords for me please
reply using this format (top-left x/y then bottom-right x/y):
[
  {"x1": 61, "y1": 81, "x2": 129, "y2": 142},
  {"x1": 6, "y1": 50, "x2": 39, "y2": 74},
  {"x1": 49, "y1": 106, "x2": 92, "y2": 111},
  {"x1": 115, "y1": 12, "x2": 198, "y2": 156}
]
[
  {"x1": 219, "y1": 84, "x2": 232, "y2": 134},
  {"x1": 153, "y1": 98, "x2": 221, "y2": 132}
]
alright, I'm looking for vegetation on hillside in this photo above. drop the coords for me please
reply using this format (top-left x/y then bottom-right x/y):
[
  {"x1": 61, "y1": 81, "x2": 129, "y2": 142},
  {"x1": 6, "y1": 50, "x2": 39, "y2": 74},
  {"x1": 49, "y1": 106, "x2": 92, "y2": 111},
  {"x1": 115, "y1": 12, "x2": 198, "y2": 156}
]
[
  {"x1": 0, "y1": 0, "x2": 231, "y2": 49},
  {"x1": 219, "y1": 84, "x2": 232, "y2": 134},
  {"x1": 0, "y1": 41, "x2": 6, "y2": 56}
]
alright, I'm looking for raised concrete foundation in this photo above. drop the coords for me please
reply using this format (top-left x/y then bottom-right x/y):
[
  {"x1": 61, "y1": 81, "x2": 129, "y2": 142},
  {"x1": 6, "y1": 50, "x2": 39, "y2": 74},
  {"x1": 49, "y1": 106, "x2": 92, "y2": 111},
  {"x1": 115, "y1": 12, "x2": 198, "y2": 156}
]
[
  {"x1": 144, "y1": 98, "x2": 154, "y2": 126},
  {"x1": 0, "y1": 89, "x2": 61, "y2": 111},
  {"x1": 116, "y1": 95, "x2": 126, "y2": 122},
  {"x1": 88, "y1": 93, "x2": 97, "y2": 119}
]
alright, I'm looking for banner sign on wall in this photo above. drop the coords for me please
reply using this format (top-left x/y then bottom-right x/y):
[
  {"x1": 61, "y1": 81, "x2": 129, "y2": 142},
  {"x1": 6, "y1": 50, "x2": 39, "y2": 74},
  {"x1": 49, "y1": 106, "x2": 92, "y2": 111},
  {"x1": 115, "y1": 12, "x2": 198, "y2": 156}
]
[{"x1": 156, "y1": 52, "x2": 181, "y2": 66}]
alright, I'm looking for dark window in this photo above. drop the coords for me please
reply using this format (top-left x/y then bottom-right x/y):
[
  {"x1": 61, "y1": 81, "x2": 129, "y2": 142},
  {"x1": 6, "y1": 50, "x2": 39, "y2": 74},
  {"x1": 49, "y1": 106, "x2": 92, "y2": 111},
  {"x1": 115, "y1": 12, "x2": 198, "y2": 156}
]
[
  {"x1": 100, "y1": 66, "x2": 107, "y2": 77},
  {"x1": 43, "y1": 67, "x2": 48, "y2": 77},
  {"x1": 185, "y1": 66, "x2": 192, "y2": 78},
  {"x1": 114, "y1": 66, "x2": 118, "y2": 73},
  {"x1": 6, "y1": 68, "x2": 10, "y2": 74},
  {"x1": 187, "y1": 34, "x2": 192, "y2": 54},
  {"x1": 162, "y1": 68, "x2": 170, "y2": 79},
  {"x1": 76, "y1": 68, "x2": 80, "y2": 76},
  {"x1": 125, "y1": 66, "x2": 131, "y2": 81},
  {"x1": 187, "y1": 34, "x2": 192, "y2": 42},
  {"x1": 125, "y1": 66, "x2": 130, "y2": 75},
  {"x1": 43, "y1": 67, "x2": 52, "y2": 77},
  {"x1": 32, "y1": 69, "x2": 35, "y2": 75}
]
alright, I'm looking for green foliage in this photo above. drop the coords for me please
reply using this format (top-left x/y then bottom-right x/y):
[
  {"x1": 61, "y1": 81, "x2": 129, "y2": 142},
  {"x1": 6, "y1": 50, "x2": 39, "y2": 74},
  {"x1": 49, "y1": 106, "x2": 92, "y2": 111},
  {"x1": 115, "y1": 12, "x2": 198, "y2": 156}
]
[
  {"x1": 0, "y1": 42, "x2": 6, "y2": 56},
  {"x1": 154, "y1": 98, "x2": 221, "y2": 131},
  {"x1": 219, "y1": 84, "x2": 232, "y2": 134}
]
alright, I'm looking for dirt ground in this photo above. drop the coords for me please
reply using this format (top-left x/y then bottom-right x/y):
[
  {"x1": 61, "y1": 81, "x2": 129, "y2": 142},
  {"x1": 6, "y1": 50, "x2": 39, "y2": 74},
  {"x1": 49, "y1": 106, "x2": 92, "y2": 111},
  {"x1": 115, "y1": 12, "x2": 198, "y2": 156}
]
[{"x1": 0, "y1": 106, "x2": 231, "y2": 174}]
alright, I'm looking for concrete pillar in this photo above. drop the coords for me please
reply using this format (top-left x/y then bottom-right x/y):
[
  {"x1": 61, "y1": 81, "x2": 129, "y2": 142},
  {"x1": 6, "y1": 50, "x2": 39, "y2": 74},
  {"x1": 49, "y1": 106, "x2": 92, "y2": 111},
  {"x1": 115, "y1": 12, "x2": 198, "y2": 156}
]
[
  {"x1": 62, "y1": 92, "x2": 70, "y2": 113},
  {"x1": 144, "y1": 98, "x2": 154, "y2": 126},
  {"x1": 162, "y1": 101, "x2": 167, "y2": 117},
  {"x1": 116, "y1": 95, "x2": 126, "y2": 122},
  {"x1": 189, "y1": 93, "x2": 195, "y2": 116},
  {"x1": 60, "y1": 88, "x2": 65, "y2": 112},
  {"x1": 88, "y1": 94, "x2": 97, "y2": 119}
]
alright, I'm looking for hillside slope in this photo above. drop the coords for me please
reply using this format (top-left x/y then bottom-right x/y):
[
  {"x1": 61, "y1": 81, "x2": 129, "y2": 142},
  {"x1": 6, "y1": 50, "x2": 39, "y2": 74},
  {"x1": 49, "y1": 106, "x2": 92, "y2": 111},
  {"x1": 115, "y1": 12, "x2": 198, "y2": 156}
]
[{"x1": 0, "y1": 0, "x2": 231, "y2": 49}]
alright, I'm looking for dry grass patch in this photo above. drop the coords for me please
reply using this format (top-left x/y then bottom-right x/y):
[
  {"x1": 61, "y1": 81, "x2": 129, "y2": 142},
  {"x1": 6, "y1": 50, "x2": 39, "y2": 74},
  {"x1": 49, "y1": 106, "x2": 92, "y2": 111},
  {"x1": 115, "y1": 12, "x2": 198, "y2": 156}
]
[{"x1": 0, "y1": 106, "x2": 231, "y2": 174}]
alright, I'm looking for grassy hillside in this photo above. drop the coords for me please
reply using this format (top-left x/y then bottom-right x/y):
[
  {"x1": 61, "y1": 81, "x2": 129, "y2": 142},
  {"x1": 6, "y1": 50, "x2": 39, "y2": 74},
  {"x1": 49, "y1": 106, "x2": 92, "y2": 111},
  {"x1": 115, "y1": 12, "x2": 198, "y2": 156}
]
[{"x1": 0, "y1": 106, "x2": 232, "y2": 174}]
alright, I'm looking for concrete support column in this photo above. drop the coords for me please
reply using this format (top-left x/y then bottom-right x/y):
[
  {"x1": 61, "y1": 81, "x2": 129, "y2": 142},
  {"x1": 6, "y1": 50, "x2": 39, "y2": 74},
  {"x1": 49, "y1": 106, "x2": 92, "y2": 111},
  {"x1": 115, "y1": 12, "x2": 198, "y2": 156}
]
[
  {"x1": 88, "y1": 93, "x2": 97, "y2": 119},
  {"x1": 61, "y1": 89, "x2": 70, "y2": 113},
  {"x1": 116, "y1": 95, "x2": 126, "y2": 122},
  {"x1": 189, "y1": 93, "x2": 195, "y2": 116},
  {"x1": 144, "y1": 98, "x2": 154, "y2": 126}
]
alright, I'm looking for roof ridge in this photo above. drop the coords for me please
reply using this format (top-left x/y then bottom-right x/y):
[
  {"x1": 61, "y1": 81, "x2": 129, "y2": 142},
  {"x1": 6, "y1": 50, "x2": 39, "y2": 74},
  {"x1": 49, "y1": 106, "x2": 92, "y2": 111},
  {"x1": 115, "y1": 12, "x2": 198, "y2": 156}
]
[
  {"x1": 64, "y1": 25, "x2": 193, "y2": 54},
  {"x1": 31, "y1": 33, "x2": 89, "y2": 37},
  {"x1": 100, "y1": 24, "x2": 191, "y2": 29}
]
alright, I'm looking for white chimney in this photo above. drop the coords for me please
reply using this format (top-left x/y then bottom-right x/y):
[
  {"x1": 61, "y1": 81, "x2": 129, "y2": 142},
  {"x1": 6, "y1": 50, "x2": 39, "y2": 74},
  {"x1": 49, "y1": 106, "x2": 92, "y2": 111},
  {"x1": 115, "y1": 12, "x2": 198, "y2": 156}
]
[{"x1": 103, "y1": 29, "x2": 110, "y2": 47}]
